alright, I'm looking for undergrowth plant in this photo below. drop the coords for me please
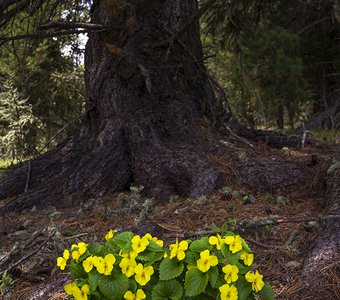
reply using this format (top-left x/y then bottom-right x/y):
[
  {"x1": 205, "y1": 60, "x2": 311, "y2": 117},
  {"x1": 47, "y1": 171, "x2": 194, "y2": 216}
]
[{"x1": 57, "y1": 228, "x2": 274, "y2": 300}]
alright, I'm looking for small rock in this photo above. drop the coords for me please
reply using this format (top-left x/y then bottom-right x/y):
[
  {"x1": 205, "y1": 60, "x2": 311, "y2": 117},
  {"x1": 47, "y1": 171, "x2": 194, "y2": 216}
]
[
  {"x1": 219, "y1": 186, "x2": 233, "y2": 196},
  {"x1": 239, "y1": 190, "x2": 247, "y2": 197},
  {"x1": 22, "y1": 219, "x2": 33, "y2": 228},
  {"x1": 8, "y1": 230, "x2": 26, "y2": 237},
  {"x1": 286, "y1": 261, "x2": 301, "y2": 269}
]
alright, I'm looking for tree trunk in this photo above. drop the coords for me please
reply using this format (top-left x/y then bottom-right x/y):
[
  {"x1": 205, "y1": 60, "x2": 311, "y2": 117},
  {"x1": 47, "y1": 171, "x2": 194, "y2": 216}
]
[
  {"x1": 301, "y1": 150, "x2": 340, "y2": 299},
  {"x1": 0, "y1": 0, "x2": 225, "y2": 212},
  {"x1": 0, "y1": 0, "x2": 313, "y2": 213}
]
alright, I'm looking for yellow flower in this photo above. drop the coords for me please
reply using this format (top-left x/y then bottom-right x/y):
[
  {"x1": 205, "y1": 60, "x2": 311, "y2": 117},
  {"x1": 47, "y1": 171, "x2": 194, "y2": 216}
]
[
  {"x1": 64, "y1": 282, "x2": 78, "y2": 295},
  {"x1": 105, "y1": 229, "x2": 117, "y2": 241},
  {"x1": 95, "y1": 254, "x2": 116, "y2": 275},
  {"x1": 219, "y1": 284, "x2": 238, "y2": 300},
  {"x1": 57, "y1": 249, "x2": 70, "y2": 270},
  {"x1": 143, "y1": 233, "x2": 164, "y2": 247},
  {"x1": 83, "y1": 256, "x2": 97, "y2": 273},
  {"x1": 131, "y1": 235, "x2": 149, "y2": 253},
  {"x1": 124, "y1": 289, "x2": 146, "y2": 300},
  {"x1": 143, "y1": 233, "x2": 153, "y2": 240},
  {"x1": 222, "y1": 264, "x2": 239, "y2": 283},
  {"x1": 196, "y1": 249, "x2": 218, "y2": 273},
  {"x1": 209, "y1": 234, "x2": 225, "y2": 250},
  {"x1": 224, "y1": 235, "x2": 242, "y2": 253},
  {"x1": 245, "y1": 270, "x2": 265, "y2": 292},
  {"x1": 121, "y1": 250, "x2": 138, "y2": 260},
  {"x1": 240, "y1": 251, "x2": 254, "y2": 266},
  {"x1": 71, "y1": 242, "x2": 87, "y2": 261},
  {"x1": 119, "y1": 258, "x2": 137, "y2": 277},
  {"x1": 64, "y1": 283, "x2": 90, "y2": 300},
  {"x1": 154, "y1": 238, "x2": 164, "y2": 247},
  {"x1": 134, "y1": 263, "x2": 154, "y2": 286},
  {"x1": 169, "y1": 238, "x2": 188, "y2": 261}
]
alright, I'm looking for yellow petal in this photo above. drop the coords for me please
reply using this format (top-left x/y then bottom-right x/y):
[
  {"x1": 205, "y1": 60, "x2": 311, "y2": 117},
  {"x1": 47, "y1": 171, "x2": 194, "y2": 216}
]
[
  {"x1": 209, "y1": 236, "x2": 218, "y2": 245},
  {"x1": 81, "y1": 284, "x2": 90, "y2": 294},
  {"x1": 124, "y1": 291, "x2": 135, "y2": 300},
  {"x1": 224, "y1": 236, "x2": 234, "y2": 244},
  {"x1": 104, "y1": 253, "x2": 116, "y2": 265},
  {"x1": 209, "y1": 255, "x2": 218, "y2": 266},
  {"x1": 136, "y1": 289, "x2": 146, "y2": 299},
  {"x1": 245, "y1": 271, "x2": 255, "y2": 282},
  {"x1": 63, "y1": 249, "x2": 70, "y2": 260},
  {"x1": 179, "y1": 240, "x2": 188, "y2": 250}
]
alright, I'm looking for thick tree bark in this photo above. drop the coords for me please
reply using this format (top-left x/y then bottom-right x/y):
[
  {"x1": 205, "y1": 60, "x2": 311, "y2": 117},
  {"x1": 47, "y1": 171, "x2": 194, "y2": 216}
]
[
  {"x1": 301, "y1": 149, "x2": 340, "y2": 299},
  {"x1": 0, "y1": 0, "x2": 313, "y2": 213},
  {"x1": 296, "y1": 98, "x2": 340, "y2": 133},
  {"x1": 0, "y1": 0, "x2": 225, "y2": 212}
]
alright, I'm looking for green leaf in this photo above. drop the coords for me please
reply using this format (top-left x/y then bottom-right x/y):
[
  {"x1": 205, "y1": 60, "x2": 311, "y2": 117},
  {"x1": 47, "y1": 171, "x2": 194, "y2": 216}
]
[
  {"x1": 98, "y1": 273, "x2": 129, "y2": 300},
  {"x1": 69, "y1": 261, "x2": 87, "y2": 279},
  {"x1": 234, "y1": 261, "x2": 250, "y2": 275},
  {"x1": 209, "y1": 224, "x2": 221, "y2": 233},
  {"x1": 88, "y1": 243, "x2": 105, "y2": 256},
  {"x1": 128, "y1": 279, "x2": 137, "y2": 292},
  {"x1": 88, "y1": 270, "x2": 101, "y2": 292},
  {"x1": 136, "y1": 251, "x2": 155, "y2": 262},
  {"x1": 112, "y1": 232, "x2": 134, "y2": 249},
  {"x1": 220, "y1": 244, "x2": 241, "y2": 264},
  {"x1": 189, "y1": 238, "x2": 211, "y2": 253},
  {"x1": 183, "y1": 251, "x2": 198, "y2": 265},
  {"x1": 145, "y1": 251, "x2": 165, "y2": 266},
  {"x1": 241, "y1": 238, "x2": 252, "y2": 253},
  {"x1": 236, "y1": 276, "x2": 252, "y2": 300},
  {"x1": 106, "y1": 240, "x2": 120, "y2": 253},
  {"x1": 152, "y1": 279, "x2": 183, "y2": 300},
  {"x1": 159, "y1": 258, "x2": 184, "y2": 280},
  {"x1": 185, "y1": 268, "x2": 208, "y2": 297},
  {"x1": 258, "y1": 283, "x2": 275, "y2": 300},
  {"x1": 205, "y1": 283, "x2": 219, "y2": 299},
  {"x1": 208, "y1": 266, "x2": 219, "y2": 288},
  {"x1": 147, "y1": 240, "x2": 164, "y2": 252}
]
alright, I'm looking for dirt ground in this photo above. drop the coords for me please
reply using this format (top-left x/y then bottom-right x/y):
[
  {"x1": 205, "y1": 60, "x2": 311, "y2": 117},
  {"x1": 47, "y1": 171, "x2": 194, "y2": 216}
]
[{"x1": 0, "y1": 144, "x2": 339, "y2": 300}]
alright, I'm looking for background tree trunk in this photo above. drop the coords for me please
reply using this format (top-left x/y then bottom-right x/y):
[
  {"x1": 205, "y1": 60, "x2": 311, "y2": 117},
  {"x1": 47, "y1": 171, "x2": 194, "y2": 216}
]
[
  {"x1": 0, "y1": 0, "x2": 314, "y2": 214},
  {"x1": 301, "y1": 150, "x2": 340, "y2": 299},
  {"x1": 0, "y1": 0, "x2": 225, "y2": 212}
]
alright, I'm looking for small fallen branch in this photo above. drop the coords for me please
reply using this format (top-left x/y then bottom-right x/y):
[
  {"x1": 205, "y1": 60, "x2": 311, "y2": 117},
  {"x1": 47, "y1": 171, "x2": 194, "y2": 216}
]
[
  {"x1": 163, "y1": 215, "x2": 340, "y2": 239},
  {"x1": 235, "y1": 215, "x2": 340, "y2": 230},
  {"x1": 0, "y1": 230, "x2": 56, "y2": 277}
]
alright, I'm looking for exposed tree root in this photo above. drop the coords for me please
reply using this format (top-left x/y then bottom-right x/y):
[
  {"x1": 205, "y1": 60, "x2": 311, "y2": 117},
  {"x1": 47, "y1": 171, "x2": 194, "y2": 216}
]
[{"x1": 301, "y1": 148, "x2": 340, "y2": 296}]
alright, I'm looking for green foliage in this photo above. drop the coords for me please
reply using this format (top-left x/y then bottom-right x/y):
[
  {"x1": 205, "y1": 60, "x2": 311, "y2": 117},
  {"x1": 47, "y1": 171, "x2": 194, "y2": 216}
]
[
  {"x1": 159, "y1": 258, "x2": 184, "y2": 280},
  {"x1": 152, "y1": 279, "x2": 183, "y2": 299},
  {"x1": 0, "y1": 271, "x2": 14, "y2": 291},
  {"x1": 0, "y1": 80, "x2": 36, "y2": 160},
  {"x1": 241, "y1": 27, "x2": 305, "y2": 128},
  {"x1": 185, "y1": 267, "x2": 209, "y2": 297},
  {"x1": 0, "y1": 5, "x2": 85, "y2": 160},
  {"x1": 310, "y1": 129, "x2": 340, "y2": 143},
  {"x1": 57, "y1": 228, "x2": 274, "y2": 299},
  {"x1": 203, "y1": 0, "x2": 339, "y2": 130}
]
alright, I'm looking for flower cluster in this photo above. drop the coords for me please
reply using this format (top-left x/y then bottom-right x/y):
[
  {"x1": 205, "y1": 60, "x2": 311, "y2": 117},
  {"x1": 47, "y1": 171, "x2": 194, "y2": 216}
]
[{"x1": 56, "y1": 229, "x2": 273, "y2": 300}]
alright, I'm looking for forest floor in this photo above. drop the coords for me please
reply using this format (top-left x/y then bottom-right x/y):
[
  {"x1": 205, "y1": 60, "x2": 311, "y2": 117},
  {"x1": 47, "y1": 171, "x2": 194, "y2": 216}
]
[{"x1": 0, "y1": 142, "x2": 339, "y2": 300}]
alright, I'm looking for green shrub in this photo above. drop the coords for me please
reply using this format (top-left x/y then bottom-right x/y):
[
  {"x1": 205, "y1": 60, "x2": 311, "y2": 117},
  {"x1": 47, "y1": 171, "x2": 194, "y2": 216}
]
[{"x1": 57, "y1": 229, "x2": 274, "y2": 300}]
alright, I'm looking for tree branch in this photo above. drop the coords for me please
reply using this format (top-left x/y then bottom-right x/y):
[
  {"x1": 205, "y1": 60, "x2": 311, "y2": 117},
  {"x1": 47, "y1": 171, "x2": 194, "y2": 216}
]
[
  {"x1": 0, "y1": 0, "x2": 44, "y2": 28},
  {"x1": 298, "y1": 17, "x2": 332, "y2": 35},
  {"x1": 0, "y1": 29, "x2": 87, "y2": 46},
  {"x1": 0, "y1": 0, "x2": 26, "y2": 13},
  {"x1": 162, "y1": 215, "x2": 340, "y2": 239},
  {"x1": 38, "y1": 21, "x2": 105, "y2": 31}
]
